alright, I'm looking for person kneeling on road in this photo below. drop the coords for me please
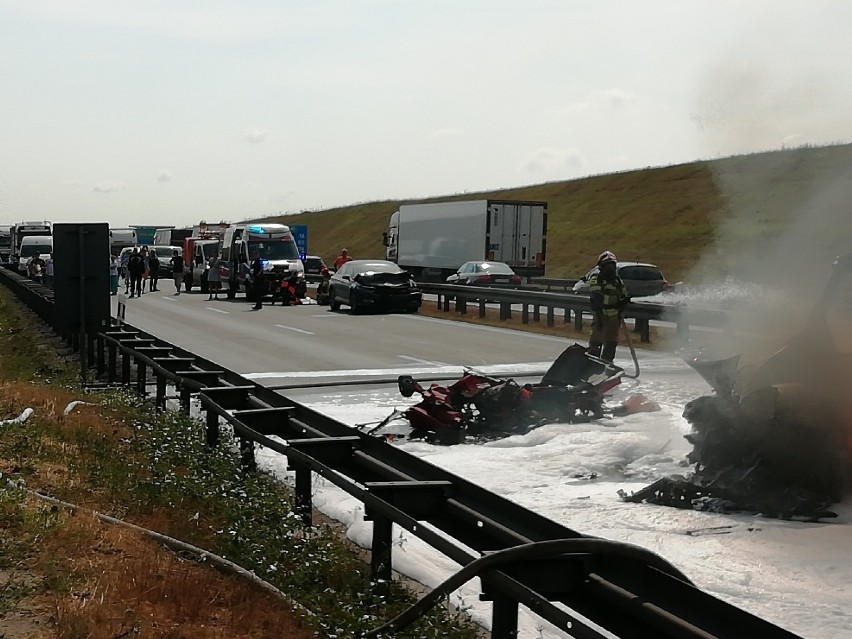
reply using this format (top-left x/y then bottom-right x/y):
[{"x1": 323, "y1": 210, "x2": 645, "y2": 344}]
[
  {"x1": 315, "y1": 267, "x2": 331, "y2": 305},
  {"x1": 588, "y1": 251, "x2": 630, "y2": 363}
]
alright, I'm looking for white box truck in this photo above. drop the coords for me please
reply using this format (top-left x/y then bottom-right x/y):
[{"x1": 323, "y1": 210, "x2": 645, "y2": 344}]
[{"x1": 382, "y1": 200, "x2": 547, "y2": 281}]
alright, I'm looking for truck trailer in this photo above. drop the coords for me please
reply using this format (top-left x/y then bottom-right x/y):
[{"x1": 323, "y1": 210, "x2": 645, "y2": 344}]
[{"x1": 383, "y1": 200, "x2": 547, "y2": 281}]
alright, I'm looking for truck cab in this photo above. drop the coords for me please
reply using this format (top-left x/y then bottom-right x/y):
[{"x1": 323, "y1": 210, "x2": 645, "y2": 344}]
[
  {"x1": 182, "y1": 236, "x2": 222, "y2": 292},
  {"x1": 220, "y1": 224, "x2": 306, "y2": 300}
]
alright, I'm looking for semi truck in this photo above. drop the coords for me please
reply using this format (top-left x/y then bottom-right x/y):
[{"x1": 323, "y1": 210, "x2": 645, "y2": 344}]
[
  {"x1": 109, "y1": 228, "x2": 137, "y2": 253},
  {"x1": 9, "y1": 221, "x2": 52, "y2": 264},
  {"x1": 0, "y1": 226, "x2": 11, "y2": 263},
  {"x1": 220, "y1": 223, "x2": 306, "y2": 300},
  {"x1": 382, "y1": 200, "x2": 547, "y2": 281}
]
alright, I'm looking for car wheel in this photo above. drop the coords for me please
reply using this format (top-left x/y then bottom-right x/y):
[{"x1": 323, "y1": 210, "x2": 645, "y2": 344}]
[
  {"x1": 330, "y1": 298, "x2": 341, "y2": 311},
  {"x1": 350, "y1": 298, "x2": 360, "y2": 314}
]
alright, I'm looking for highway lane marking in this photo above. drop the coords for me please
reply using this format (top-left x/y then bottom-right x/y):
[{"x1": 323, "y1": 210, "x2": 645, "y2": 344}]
[
  {"x1": 274, "y1": 324, "x2": 314, "y2": 335},
  {"x1": 398, "y1": 355, "x2": 451, "y2": 367},
  {"x1": 206, "y1": 307, "x2": 229, "y2": 314},
  {"x1": 160, "y1": 296, "x2": 176, "y2": 302}
]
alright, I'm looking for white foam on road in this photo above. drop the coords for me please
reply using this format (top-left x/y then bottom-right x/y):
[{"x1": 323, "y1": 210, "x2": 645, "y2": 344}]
[
  {"x1": 256, "y1": 352, "x2": 852, "y2": 639},
  {"x1": 244, "y1": 360, "x2": 554, "y2": 380}
]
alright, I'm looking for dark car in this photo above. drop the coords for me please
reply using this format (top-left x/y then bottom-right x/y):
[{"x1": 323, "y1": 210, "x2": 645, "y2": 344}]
[
  {"x1": 329, "y1": 259, "x2": 421, "y2": 313},
  {"x1": 301, "y1": 255, "x2": 327, "y2": 282},
  {"x1": 446, "y1": 261, "x2": 522, "y2": 287},
  {"x1": 573, "y1": 261, "x2": 669, "y2": 298}
]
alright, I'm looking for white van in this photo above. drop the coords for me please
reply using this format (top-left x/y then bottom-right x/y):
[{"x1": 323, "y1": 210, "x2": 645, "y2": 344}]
[{"x1": 18, "y1": 236, "x2": 53, "y2": 273}]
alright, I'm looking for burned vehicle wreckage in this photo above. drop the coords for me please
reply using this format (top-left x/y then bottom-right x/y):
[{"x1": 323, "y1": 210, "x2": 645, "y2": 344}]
[
  {"x1": 368, "y1": 344, "x2": 656, "y2": 445},
  {"x1": 622, "y1": 254, "x2": 852, "y2": 521}
]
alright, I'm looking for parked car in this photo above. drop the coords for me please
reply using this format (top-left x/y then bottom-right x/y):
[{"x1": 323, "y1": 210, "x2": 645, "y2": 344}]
[
  {"x1": 329, "y1": 259, "x2": 421, "y2": 314},
  {"x1": 446, "y1": 261, "x2": 523, "y2": 287},
  {"x1": 301, "y1": 255, "x2": 328, "y2": 281},
  {"x1": 572, "y1": 262, "x2": 669, "y2": 297}
]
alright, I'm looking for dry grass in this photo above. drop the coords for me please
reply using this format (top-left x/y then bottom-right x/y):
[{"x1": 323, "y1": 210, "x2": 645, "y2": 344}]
[{"x1": 32, "y1": 504, "x2": 316, "y2": 639}]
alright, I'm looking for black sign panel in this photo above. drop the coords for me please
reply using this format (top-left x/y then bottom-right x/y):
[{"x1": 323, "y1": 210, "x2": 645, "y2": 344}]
[{"x1": 52, "y1": 223, "x2": 111, "y2": 333}]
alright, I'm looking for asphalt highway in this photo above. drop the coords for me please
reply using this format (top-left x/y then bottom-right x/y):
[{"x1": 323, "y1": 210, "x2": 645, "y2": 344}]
[{"x1": 110, "y1": 288, "x2": 569, "y2": 383}]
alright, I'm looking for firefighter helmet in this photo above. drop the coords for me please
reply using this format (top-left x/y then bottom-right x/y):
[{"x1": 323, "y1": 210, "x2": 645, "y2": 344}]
[{"x1": 597, "y1": 251, "x2": 617, "y2": 266}]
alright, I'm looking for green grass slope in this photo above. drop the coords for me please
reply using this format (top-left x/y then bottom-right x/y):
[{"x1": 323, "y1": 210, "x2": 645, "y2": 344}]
[{"x1": 257, "y1": 144, "x2": 852, "y2": 283}]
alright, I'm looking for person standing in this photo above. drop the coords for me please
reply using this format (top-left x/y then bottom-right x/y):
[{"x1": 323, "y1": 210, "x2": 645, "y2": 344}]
[
  {"x1": 249, "y1": 250, "x2": 266, "y2": 310},
  {"x1": 44, "y1": 254, "x2": 55, "y2": 289},
  {"x1": 587, "y1": 251, "x2": 630, "y2": 363},
  {"x1": 127, "y1": 248, "x2": 145, "y2": 298},
  {"x1": 140, "y1": 246, "x2": 150, "y2": 293},
  {"x1": 206, "y1": 251, "x2": 222, "y2": 300},
  {"x1": 109, "y1": 254, "x2": 120, "y2": 295},
  {"x1": 148, "y1": 251, "x2": 160, "y2": 292},
  {"x1": 333, "y1": 248, "x2": 352, "y2": 271},
  {"x1": 170, "y1": 250, "x2": 184, "y2": 295},
  {"x1": 121, "y1": 249, "x2": 131, "y2": 293}
]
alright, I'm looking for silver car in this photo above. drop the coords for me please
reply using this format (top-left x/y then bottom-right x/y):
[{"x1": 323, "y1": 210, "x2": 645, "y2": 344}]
[{"x1": 573, "y1": 262, "x2": 669, "y2": 297}]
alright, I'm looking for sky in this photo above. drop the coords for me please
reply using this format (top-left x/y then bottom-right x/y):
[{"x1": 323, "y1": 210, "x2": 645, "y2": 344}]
[{"x1": 2, "y1": 1, "x2": 852, "y2": 229}]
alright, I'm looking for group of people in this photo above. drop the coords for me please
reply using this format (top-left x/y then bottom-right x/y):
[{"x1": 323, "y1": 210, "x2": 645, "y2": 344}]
[
  {"x1": 111, "y1": 246, "x2": 184, "y2": 298},
  {"x1": 25, "y1": 252, "x2": 54, "y2": 288}
]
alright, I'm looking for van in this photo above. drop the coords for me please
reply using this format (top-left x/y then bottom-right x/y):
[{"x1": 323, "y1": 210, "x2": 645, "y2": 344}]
[{"x1": 18, "y1": 236, "x2": 53, "y2": 273}]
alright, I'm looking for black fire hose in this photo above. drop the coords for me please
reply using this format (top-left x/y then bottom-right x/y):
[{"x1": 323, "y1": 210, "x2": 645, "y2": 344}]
[{"x1": 363, "y1": 537, "x2": 693, "y2": 638}]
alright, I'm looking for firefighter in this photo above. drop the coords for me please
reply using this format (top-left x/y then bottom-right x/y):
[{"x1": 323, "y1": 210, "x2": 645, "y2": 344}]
[{"x1": 588, "y1": 251, "x2": 629, "y2": 363}]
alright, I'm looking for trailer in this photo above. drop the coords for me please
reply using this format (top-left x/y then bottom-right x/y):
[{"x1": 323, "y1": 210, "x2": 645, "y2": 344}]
[
  {"x1": 383, "y1": 200, "x2": 547, "y2": 282},
  {"x1": 109, "y1": 228, "x2": 137, "y2": 253}
]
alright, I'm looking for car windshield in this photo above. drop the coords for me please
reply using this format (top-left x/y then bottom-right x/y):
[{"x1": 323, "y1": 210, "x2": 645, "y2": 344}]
[
  {"x1": 248, "y1": 240, "x2": 300, "y2": 260},
  {"x1": 478, "y1": 263, "x2": 514, "y2": 274},
  {"x1": 20, "y1": 244, "x2": 52, "y2": 257},
  {"x1": 620, "y1": 266, "x2": 664, "y2": 281},
  {"x1": 356, "y1": 263, "x2": 402, "y2": 274}
]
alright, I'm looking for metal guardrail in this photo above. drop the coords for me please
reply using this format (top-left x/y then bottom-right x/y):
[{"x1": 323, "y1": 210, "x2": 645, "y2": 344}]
[
  {"x1": 0, "y1": 267, "x2": 802, "y2": 639},
  {"x1": 419, "y1": 282, "x2": 730, "y2": 343}
]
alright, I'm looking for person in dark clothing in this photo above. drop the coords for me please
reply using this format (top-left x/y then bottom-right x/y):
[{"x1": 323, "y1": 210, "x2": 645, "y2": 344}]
[
  {"x1": 127, "y1": 249, "x2": 145, "y2": 298},
  {"x1": 249, "y1": 251, "x2": 266, "y2": 310},
  {"x1": 148, "y1": 251, "x2": 160, "y2": 292},
  {"x1": 170, "y1": 250, "x2": 184, "y2": 295}
]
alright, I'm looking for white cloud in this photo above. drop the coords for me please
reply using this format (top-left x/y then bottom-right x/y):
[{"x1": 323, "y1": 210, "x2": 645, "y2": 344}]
[
  {"x1": 523, "y1": 147, "x2": 584, "y2": 176},
  {"x1": 243, "y1": 128, "x2": 269, "y2": 144},
  {"x1": 92, "y1": 180, "x2": 122, "y2": 193}
]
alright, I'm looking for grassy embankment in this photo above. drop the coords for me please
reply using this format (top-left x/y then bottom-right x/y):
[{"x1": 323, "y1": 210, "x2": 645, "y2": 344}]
[
  {"x1": 259, "y1": 143, "x2": 852, "y2": 284},
  {"x1": 0, "y1": 286, "x2": 481, "y2": 639}
]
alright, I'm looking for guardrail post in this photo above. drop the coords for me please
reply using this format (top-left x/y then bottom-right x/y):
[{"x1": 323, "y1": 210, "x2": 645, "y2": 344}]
[
  {"x1": 155, "y1": 374, "x2": 167, "y2": 411},
  {"x1": 533, "y1": 305, "x2": 541, "y2": 323},
  {"x1": 636, "y1": 318, "x2": 651, "y2": 343},
  {"x1": 179, "y1": 387, "x2": 191, "y2": 415},
  {"x1": 294, "y1": 465, "x2": 312, "y2": 525},
  {"x1": 239, "y1": 437, "x2": 256, "y2": 471},
  {"x1": 521, "y1": 304, "x2": 529, "y2": 324},
  {"x1": 442, "y1": 295, "x2": 451, "y2": 312},
  {"x1": 546, "y1": 307, "x2": 555, "y2": 327},
  {"x1": 107, "y1": 342, "x2": 117, "y2": 383},
  {"x1": 370, "y1": 515, "x2": 393, "y2": 591},
  {"x1": 564, "y1": 308, "x2": 571, "y2": 324},
  {"x1": 95, "y1": 335, "x2": 105, "y2": 376},
  {"x1": 136, "y1": 358, "x2": 147, "y2": 397},
  {"x1": 121, "y1": 350, "x2": 131, "y2": 385},
  {"x1": 205, "y1": 409, "x2": 219, "y2": 447},
  {"x1": 574, "y1": 310, "x2": 584, "y2": 331},
  {"x1": 479, "y1": 300, "x2": 486, "y2": 318},
  {"x1": 456, "y1": 296, "x2": 467, "y2": 315},
  {"x1": 491, "y1": 592, "x2": 520, "y2": 639},
  {"x1": 500, "y1": 301, "x2": 511, "y2": 321}
]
